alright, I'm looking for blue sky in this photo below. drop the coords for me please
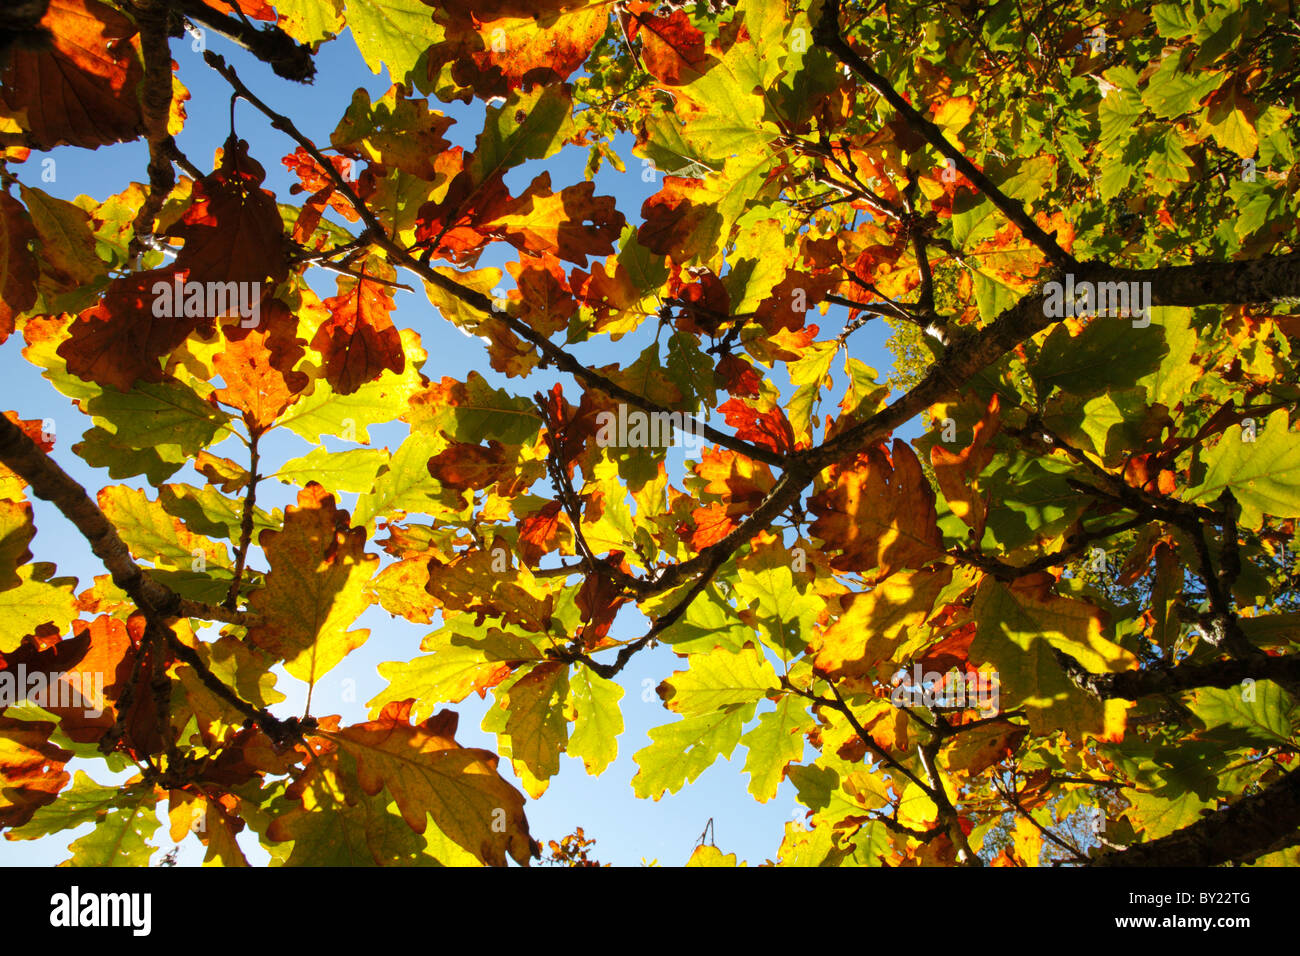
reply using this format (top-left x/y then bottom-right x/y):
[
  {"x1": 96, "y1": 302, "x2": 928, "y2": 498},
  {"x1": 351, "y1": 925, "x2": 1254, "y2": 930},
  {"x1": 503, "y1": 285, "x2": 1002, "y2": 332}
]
[{"x1": 2, "y1": 21, "x2": 907, "y2": 867}]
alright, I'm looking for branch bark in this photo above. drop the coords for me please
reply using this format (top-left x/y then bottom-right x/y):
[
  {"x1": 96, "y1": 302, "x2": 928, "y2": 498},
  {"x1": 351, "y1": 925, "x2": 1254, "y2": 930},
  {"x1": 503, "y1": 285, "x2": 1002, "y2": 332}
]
[{"x1": 1093, "y1": 764, "x2": 1300, "y2": 866}]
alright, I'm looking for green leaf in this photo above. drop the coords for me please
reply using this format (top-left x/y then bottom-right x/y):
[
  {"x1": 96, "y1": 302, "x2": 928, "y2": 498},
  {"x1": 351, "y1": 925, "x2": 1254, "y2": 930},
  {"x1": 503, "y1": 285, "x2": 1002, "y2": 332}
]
[
  {"x1": 371, "y1": 625, "x2": 544, "y2": 718},
  {"x1": 0, "y1": 499, "x2": 35, "y2": 591},
  {"x1": 279, "y1": 334, "x2": 427, "y2": 444},
  {"x1": 419, "y1": 371, "x2": 541, "y2": 445},
  {"x1": 1032, "y1": 317, "x2": 1167, "y2": 400},
  {"x1": 1188, "y1": 408, "x2": 1300, "y2": 529},
  {"x1": 158, "y1": 483, "x2": 278, "y2": 544},
  {"x1": 354, "y1": 433, "x2": 462, "y2": 527},
  {"x1": 970, "y1": 577, "x2": 1134, "y2": 739},
  {"x1": 0, "y1": 563, "x2": 78, "y2": 653},
  {"x1": 733, "y1": 560, "x2": 821, "y2": 658},
  {"x1": 469, "y1": 85, "x2": 576, "y2": 184},
  {"x1": 658, "y1": 644, "x2": 779, "y2": 716},
  {"x1": 632, "y1": 705, "x2": 752, "y2": 800},
  {"x1": 344, "y1": 0, "x2": 440, "y2": 81},
  {"x1": 741, "y1": 697, "x2": 810, "y2": 802},
  {"x1": 502, "y1": 660, "x2": 569, "y2": 784},
  {"x1": 85, "y1": 381, "x2": 233, "y2": 456},
  {"x1": 1142, "y1": 53, "x2": 1221, "y2": 119},
  {"x1": 98, "y1": 485, "x2": 231, "y2": 569},
  {"x1": 274, "y1": 446, "x2": 389, "y2": 493},
  {"x1": 274, "y1": 0, "x2": 343, "y2": 44},
  {"x1": 654, "y1": 584, "x2": 753, "y2": 654},
  {"x1": 665, "y1": 331, "x2": 714, "y2": 413},
  {"x1": 19, "y1": 185, "x2": 105, "y2": 292},
  {"x1": 1187, "y1": 681, "x2": 1295, "y2": 744},
  {"x1": 10, "y1": 772, "x2": 159, "y2": 866},
  {"x1": 567, "y1": 666, "x2": 623, "y2": 776}
]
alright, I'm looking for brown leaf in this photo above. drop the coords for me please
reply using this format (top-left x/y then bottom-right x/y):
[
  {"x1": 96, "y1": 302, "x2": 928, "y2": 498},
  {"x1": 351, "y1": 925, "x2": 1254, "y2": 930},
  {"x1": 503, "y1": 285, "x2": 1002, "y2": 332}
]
[
  {"x1": 426, "y1": 441, "x2": 515, "y2": 493},
  {"x1": 0, "y1": 0, "x2": 146, "y2": 150},
  {"x1": 638, "y1": 177, "x2": 721, "y2": 261},
  {"x1": 809, "y1": 440, "x2": 945, "y2": 578},
  {"x1": 311, "y1": 267, "x2": 404, "y2": 395},
  {"x1": 165, "y1": 138, "x2": 290, "y2": 287},
  {"x1": 58, "y1": 265, "x2": 207, "y2": 389},
  {"x1": 0, "y1": 192, "x2": 38, "y2": 342},
  {"x1": 0, "y1": 716, "x2": 72, "y2": 828}
]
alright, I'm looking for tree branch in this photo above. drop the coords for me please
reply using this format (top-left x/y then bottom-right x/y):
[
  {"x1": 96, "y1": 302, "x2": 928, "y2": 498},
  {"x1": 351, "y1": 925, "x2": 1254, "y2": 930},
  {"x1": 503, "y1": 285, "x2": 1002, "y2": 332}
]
[
  {"x1": 1092, "y1": 763, "x2": 1300, "y2": 866},
  {"x1": 814, "y1": 0, "x2": 1075, "y2": 269},
  {"x1": 1053, "y1": 647, "x2": 1300, "y2": 698},
  {"x1": 202, "y1": 51, "x2": 784, "y2": 469}
]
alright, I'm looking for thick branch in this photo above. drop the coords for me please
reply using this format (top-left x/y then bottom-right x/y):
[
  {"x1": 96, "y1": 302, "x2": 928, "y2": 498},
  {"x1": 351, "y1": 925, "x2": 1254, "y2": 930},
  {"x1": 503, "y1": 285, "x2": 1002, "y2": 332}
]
[
  {"x1": 0, "y1": 415, "x2": 292, "y2": 747},
  {"x1": 1093, "y1": 764, "x2": 1300, "y2": 866},
  {"x1": 1054, "y1": 647, "x2": 1300, "y2": 698},
  {"x1": 170, "y1": 0, "x2": 315, "y2": 82},
  {"x1": 0, "y1": 414, "x2": 174, "y2": 616},
  {"x1": 128, "y1": 0, "x2": 178, "y2": 260}
]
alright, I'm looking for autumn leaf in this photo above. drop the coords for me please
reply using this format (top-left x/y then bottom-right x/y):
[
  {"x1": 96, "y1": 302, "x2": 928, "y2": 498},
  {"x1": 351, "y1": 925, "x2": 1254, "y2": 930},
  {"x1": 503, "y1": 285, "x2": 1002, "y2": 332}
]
[
  {"x1": 327, "y1": 701, "x2": 534, "y2": 866},
  {"x1": 164, "y1": 137, "x2": 290, "y2": 287},
  {"x1": 0, "y1": 192, "x2": 38, "y2": 342},
  {"x1": 312, "y1": 265, "x2": 405, "y2": 395},
  {"x1": 0, "y1": 716, "x2": 72, "y2": 828},
  {"x1": 246, "y1": 483, "x2": 377, "y2": 687},
  {"x1": 809, "y1": 440, "x2": 946, "y2": 579},
  {"x1": 931, "y1": 393, "x2": 1001, "y2": 535},
  {"x1": 58, "y1": 266, "x2": 211, "y2": 390},
  {"x1": 213, "y1": 295, "x2": 310, "y2": 433},
  {"x1": 496, "y1": 172, "x2": 626, "y2": 266},
  {"x1": 629, "y1": 8, "x2": 707, "y2": 86},
  {"x1": 0, "y1": 0, "x2": 146, "y2": 150}
]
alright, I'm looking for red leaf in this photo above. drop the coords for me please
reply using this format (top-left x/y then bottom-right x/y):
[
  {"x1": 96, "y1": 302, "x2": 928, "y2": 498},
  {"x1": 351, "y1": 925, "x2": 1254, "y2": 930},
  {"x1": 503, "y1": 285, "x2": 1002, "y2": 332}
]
[
  {"x1": 165, "y1": 138, "x2": 290, "y2": 287},
  {"x1": 717, "y1": 398, "x2": 796, "y2": 455},
  {"x1": 312, "y1": 269, "x2": 404, "y2": 395},
  {"x1": 0, "y1": 192, "x2": 38, "y2": 343},
  {"x1": 630, "y1": 9, "x2": 707, "y2": 85},
  {"x1": 0, "y1": 0, "x2": 146, "y2": 150},
  {"x1": 518, "y1": 500, "x2": 564, "y2": 565}
]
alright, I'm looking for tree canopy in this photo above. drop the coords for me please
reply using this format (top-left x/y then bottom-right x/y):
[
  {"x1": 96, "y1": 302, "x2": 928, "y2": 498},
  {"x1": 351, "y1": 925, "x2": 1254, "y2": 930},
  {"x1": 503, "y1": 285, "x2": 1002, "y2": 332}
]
[{"x1": 0, "y1": 0, "x2": 1298, "y2": 867}]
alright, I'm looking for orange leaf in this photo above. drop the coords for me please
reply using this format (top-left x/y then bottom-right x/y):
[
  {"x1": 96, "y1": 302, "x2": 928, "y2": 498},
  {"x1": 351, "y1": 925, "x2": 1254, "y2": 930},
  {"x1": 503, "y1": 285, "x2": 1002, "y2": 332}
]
[
  {"x1": 0, "y1": 192, "x2": 38, "y2": 343},
  {"x1": 213, "y1": 296, "x2": 309, "y2": 434},
  {"x1": 312, "y1": 268, "x2": 404, "y2": 395},
  {"x1": 809, "y1": 440, "x2": 945, "y2": 578},
  {"x1": 0, "y1": 716, "x2": 72, "y2": 828},
  {"x1": 930, "y1": 393, "x2": 1001, "y2": 536},
  {"x1": 630, "y1": 8, "x2": 707, "y2": 85},
  {"x1": 0, "y1": 0, "x2": 146, "y2": 149}
]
